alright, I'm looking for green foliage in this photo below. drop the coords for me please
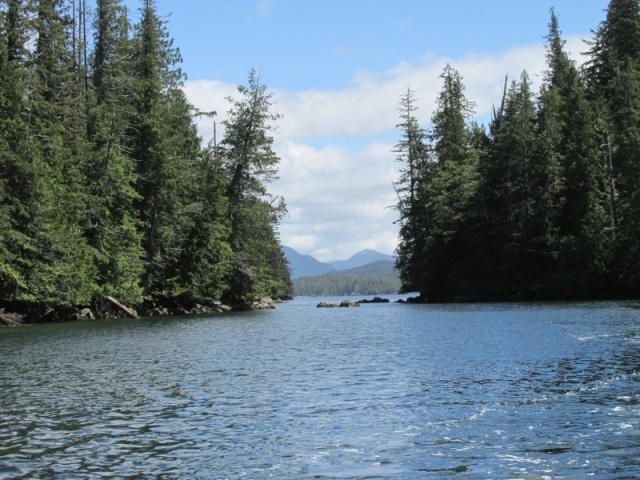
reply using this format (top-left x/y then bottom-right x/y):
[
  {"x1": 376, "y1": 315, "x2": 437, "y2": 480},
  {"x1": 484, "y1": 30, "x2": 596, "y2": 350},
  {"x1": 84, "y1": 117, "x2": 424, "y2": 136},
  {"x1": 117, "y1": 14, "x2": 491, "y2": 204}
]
[
  {"x1": 393, "y1": 87, "x2": 430, "y2": 293},
  {"x1": 180, "y1": 146, "x2": 233, "y2": 301},
  {"x1": 395, "y1": 65, "x2": 480, "y2": 299},
  {"x1": 0, "y1": 0, "x2": 290, "y2": 316},
  {"x1": 220, "y1": 69, "x2": 291, "y2": 303},
  {"x1": 585, "y1": 0, "x2": 640, "y2": 290},
  {"x1": 395, "y1": 3, "x2": 638, "y2": 300},
  {"x1": 294, "y1": 271, "x2": 401, "y2": 297}
]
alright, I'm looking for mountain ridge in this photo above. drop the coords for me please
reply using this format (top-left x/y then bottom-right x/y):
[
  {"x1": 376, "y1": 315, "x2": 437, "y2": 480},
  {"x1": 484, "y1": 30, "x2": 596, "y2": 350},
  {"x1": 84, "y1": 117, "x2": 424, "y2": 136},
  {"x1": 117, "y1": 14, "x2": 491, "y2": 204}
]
[
  {"x1": 327, "y1": 249, "x2": 395, "y2": 271},
  {"x1": 283, "y1": 246, "x2": 395, "y2": 279}
]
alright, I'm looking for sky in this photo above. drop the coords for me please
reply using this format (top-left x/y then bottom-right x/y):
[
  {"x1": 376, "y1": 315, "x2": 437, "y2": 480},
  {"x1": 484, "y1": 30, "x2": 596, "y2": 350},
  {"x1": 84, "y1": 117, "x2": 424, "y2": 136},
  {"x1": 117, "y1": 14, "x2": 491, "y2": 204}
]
[{"x1": 125, "y1": 0, "x2": 610, "y2": 262}]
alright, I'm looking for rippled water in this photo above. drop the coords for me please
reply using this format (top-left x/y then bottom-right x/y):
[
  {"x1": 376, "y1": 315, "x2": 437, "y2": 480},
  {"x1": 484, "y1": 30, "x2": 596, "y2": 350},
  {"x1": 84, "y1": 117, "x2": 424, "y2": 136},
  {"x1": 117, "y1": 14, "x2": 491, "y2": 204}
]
[{"x1": 1, "y1": 297, "x2": 639, "y2": 479}]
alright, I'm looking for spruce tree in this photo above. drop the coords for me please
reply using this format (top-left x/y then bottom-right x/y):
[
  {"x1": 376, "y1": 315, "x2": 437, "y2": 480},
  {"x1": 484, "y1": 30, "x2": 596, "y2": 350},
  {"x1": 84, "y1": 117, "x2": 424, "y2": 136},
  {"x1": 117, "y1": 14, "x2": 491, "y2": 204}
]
[
  {"x1": 481, "y1": 72, "x2": 539, "y2": 293},
  {"x1": 393, "y1": 87, "x2": 430, "y2": 293},
  {"x1": 538, "y1": 9, "x2": 610, "y2": 292},
  {"x1": 422, "y1": 65, "x2": 479, "y2": 299},
  {"x1": 86, "y1": 0, "x2": 144, "y2": 303},
  {"x1": 586, "y1": 0, "x2": 640, "y2": 292},
  {"x1": 179, "y1": 143, "x2": 233, "y2": 301},
  {"x1": 15, "y1": 0, "x2": 97, "y2": 306},
  {"x1": 129, "y1": 0, "x2": 199, "y2": 297},
  {"x1": 0, "y1": 0, "x2": 29, "y2": 298},
  {"x1": 220, "y1": 69, "x2": 289, "y2": 302}
]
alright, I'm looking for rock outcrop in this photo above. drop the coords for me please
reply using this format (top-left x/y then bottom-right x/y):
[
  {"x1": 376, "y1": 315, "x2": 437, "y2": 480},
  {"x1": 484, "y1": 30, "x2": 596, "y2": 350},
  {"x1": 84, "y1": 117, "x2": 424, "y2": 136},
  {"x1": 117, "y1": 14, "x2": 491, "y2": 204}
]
[
  {"x1": 357, "y1": 296, "x2": 390, "y2": 304},
  {"x1": 339, "y1": 300, "x2": 360, "y2": 307},
  {"x1": 317, "y1": 301, "x2": 338, "y2": 308}
]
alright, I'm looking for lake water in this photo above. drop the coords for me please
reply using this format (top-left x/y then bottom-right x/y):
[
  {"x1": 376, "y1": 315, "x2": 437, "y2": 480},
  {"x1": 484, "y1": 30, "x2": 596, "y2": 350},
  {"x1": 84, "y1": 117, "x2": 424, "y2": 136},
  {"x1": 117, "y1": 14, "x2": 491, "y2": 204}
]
[{"x1": 1, "y1": 297, "x2": 639, "y2": 479}]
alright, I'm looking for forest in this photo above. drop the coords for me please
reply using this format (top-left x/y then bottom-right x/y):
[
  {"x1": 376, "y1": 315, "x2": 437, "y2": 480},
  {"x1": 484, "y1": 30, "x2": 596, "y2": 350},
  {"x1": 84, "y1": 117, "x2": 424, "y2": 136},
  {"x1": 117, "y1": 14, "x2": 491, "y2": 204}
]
[
  {"x1": 294, "y1": 261, "x2": 401, "y2": 297},
  {"x1": 2, "y1": 0, "x2": 639, "y2": 324},
  {"x1": 0, "y1": 0, "x2": 292, "y2": 323},
  {"x1": 394, "y1": 1, "x2": 640, "y2": 301}
]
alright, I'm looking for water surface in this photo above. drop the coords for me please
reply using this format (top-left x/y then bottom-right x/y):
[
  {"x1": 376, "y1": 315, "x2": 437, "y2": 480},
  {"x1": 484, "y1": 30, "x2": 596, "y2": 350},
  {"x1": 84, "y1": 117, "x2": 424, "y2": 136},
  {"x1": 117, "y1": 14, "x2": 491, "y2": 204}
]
[{"x1": 1, "y1": 297, "x2": 639, "y2": 478}]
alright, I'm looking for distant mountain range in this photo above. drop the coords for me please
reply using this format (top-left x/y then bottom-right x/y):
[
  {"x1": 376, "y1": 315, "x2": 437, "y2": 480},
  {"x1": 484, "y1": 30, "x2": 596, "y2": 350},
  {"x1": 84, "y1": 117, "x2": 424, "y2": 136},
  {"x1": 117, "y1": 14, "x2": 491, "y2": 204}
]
[{"x1": 283, "y1": 247, "x2": 395, "y2": 279}]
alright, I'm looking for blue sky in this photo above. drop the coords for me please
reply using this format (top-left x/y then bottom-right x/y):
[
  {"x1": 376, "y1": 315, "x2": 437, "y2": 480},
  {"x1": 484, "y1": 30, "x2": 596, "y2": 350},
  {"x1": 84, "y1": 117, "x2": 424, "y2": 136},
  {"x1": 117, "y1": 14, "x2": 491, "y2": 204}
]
[{"x1": 125, "y1": 0, "x2": 609, "y2": 262}]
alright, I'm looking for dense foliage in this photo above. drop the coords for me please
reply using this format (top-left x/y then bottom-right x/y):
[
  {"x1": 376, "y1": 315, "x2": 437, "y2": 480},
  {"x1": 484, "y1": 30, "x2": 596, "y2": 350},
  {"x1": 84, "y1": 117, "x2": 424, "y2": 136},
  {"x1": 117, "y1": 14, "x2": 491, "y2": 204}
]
[
  {"x1": 294, "y1": 270, "x2": 401, "y2": 297},
  {"x1": 394, "y1": 3, "x2": 640, "y2": 301},
  {"x1": 0, "y1": 0, "x2": 291, "y2": 316}
]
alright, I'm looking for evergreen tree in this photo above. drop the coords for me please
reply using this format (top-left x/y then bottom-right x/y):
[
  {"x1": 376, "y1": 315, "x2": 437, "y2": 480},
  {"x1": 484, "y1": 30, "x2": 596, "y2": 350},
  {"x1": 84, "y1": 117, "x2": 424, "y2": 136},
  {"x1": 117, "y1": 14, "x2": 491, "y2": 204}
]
[
  {"x1": 15, "y1": 0, "x2": 97, "y2": 306},
  {"x1": 538, "y1": 9, "x2": 610, "y2": 292},
  {"x1": 129, "y1": 0, "x2": 199, "y2": 296},
  {"x1": 393, "y1": 87, "x2": 430, "y2": 292},
  {"x1": 179, "y1": 143, "x2": 233, "y2": 301},
  {"x1": 481, "y1": 72, "x2": 539, "y2": 292},
  {"x1": 586, "y1": 0, "x2": 640, "y2": 291},
  {"x1": 0, "y1": 0, "x2": 30, "y2": 297},
  {"x1": 86, "y1": 0, "x2": 144, "y2": 303},
  {"x1": 422, "y1": 65, "x2": 479, "y2": 299},
  {"x1": 220, "y1": 69, "x2": 290, "y2": 302}
]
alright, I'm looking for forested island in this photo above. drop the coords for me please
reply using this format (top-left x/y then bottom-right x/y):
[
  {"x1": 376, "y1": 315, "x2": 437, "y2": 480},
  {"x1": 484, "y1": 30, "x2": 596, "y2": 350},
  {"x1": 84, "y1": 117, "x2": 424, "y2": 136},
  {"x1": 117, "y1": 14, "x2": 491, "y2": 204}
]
[
  {"x1": 393, "y1": 2, "x2": 640, "y2": 302},
  {"x1": 0, "y1": 0, "x2": 291, "y2": 324}
]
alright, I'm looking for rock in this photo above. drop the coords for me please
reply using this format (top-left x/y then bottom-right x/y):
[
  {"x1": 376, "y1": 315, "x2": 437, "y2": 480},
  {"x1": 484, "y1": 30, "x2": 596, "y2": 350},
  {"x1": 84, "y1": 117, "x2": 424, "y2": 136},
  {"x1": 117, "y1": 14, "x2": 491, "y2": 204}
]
[
  {"x1": 255, "y1": 297, "x2": 276, "y2": 309},
  {"x1": 339, "y1": 300, "x2": 360, "y2": 308},
  {"x1": 147, "y1": 307, "x2": 169, "y2": 316},
  {"x1": 357, "y1": 296, "x2": 390, "y2": 304},
  {"x1": 317, "y1": 302, "x2": 338, "y2": 308},
  {"x1": 236, "y1": 297, "x2": 276, "y2": 311},
  {"x1": 79, "y1": 308, "x2": 95, "y2": 320},
  {"x1": 0, "y1": 310, "x2": 25, "y2": 327},
  {"x1": 396, "y1": 296, "x2": 424, "y2": 304}
]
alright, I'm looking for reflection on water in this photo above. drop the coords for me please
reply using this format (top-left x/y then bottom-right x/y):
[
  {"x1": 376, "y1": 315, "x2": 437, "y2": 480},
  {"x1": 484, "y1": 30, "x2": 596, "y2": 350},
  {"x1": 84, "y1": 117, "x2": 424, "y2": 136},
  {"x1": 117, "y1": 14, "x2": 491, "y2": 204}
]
[{"x1": 1, "y1": 298, "x2": 639, "y2": 478}]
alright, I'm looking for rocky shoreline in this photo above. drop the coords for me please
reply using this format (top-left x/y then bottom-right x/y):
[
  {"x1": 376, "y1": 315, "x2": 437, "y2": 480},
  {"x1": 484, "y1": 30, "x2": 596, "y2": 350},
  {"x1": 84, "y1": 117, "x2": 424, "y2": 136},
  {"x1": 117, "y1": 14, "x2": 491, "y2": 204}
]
[{"x1": 0, "y1": 296, "x2": 283, "y2": 327}]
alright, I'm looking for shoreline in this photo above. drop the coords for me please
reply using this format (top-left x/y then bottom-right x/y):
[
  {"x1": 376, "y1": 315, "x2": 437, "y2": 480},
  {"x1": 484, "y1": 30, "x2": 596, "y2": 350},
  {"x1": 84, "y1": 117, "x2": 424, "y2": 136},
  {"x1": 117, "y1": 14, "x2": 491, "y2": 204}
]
[{"x1": 0, "y1": 296, "x2": 285, "y2": 327}]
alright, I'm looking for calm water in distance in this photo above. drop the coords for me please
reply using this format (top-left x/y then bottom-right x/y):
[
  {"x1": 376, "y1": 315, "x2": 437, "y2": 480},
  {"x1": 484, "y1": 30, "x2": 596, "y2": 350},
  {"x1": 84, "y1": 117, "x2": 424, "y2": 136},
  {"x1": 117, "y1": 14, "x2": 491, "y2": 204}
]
[{"x1": 1, "y1": 296, "x2": 639, "y2": 479}]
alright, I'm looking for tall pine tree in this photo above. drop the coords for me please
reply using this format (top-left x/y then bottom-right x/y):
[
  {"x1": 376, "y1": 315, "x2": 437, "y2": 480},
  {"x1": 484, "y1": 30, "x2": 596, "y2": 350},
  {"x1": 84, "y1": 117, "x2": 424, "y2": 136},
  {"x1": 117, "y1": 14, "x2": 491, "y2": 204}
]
[
  {"x1": 393, "y1": 87, "x2": 430, "y2": 293},
  {"x1": 422, "y1": 65, "x2": 480, "y2": 299},
  {"x1": 220, "y1": 69, "x2": 290, "y2": 302},
  {"x1": 129, "y1": 0, "x2": 200, "y2": 297},
  {"x1": 538, "y1": 9, "x2": 610, "y2": 293},
  {"x1": 17, "y1": 0, "x2": 97, "y2": 306},
  {"x1": 586, "y1": 0, "x2": 640, "y2": 292},
  {"x1": 86, "y1": 0, "x2": 144, "y2": 303}
]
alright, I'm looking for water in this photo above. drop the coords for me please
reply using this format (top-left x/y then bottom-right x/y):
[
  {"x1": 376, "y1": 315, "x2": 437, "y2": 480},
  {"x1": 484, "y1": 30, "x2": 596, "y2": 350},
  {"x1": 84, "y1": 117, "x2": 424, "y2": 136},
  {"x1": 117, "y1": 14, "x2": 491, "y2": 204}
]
[{"x1": 1, "y1": 297, "x2": 639, "y2": 479}]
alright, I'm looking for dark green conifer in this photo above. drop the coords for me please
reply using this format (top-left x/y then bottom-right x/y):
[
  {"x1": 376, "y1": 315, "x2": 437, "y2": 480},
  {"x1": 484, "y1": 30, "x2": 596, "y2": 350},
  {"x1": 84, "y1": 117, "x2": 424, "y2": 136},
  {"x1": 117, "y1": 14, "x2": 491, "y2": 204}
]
[
  {"x1": 129, "y1": 0, "x2": 199, "y2": 297},
  {"x1": 86, "y1": 0, "x2": 144, "y2": 303},
  {"x1": 220, "y1": 69, "x2": 290, "y2": 302},
  {"x1": 393, "y1": 87, "x2": 430, "y2": 293}
]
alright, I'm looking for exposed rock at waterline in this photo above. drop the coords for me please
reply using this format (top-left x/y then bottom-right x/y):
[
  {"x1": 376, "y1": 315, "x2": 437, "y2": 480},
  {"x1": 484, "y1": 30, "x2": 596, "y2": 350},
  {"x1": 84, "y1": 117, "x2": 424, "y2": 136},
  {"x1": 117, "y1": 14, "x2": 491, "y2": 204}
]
[
  {"x1": 317, "y1": 301, "x2": 338, "y2": 308},
  {"x1": 357, "y1": 296, "x2": 390, "y2": 304},
  {"x1": 339, "y1": 300, "x2": 360, "y2": 307}
]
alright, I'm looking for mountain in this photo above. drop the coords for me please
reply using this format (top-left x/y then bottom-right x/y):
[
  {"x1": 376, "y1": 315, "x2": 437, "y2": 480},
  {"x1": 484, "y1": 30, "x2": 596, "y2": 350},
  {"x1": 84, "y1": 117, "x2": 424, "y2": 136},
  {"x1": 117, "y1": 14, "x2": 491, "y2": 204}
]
[
  {"x1": 283, "y1": 246, "x2": 336, "y2": 279},
  {"x1": 283, "y1": 247, "x2": 396, "y2": 279},
  {"x1": 342, "y1": 260, "x2": 396, "y2": 277},
  {"x1": 328, "y1": 249, "x2": 395, "y2": 271}
]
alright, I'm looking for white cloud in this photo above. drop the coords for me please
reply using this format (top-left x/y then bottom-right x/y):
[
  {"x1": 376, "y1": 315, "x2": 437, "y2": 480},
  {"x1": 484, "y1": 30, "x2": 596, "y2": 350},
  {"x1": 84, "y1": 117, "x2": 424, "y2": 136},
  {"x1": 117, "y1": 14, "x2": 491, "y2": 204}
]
[
  {"x1": 182, "y1": 34, "x2": 593, "y2": 262},
  {"x1": 257, "y1": 0, "x2": 274, "y2": 17}
]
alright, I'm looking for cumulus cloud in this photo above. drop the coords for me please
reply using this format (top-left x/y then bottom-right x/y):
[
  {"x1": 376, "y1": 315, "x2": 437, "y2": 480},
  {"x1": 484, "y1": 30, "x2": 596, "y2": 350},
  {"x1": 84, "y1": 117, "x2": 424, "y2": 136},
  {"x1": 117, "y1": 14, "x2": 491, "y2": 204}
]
[{"x1": 182, "y1": 35, "x2": 592, "y2": 262}]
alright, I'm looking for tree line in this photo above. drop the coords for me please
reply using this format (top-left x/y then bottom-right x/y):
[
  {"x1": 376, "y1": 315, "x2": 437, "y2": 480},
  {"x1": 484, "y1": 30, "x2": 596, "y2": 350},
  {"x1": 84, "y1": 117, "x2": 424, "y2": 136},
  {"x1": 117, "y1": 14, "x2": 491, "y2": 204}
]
[
  {"x1": 294, "y1": 261, "x2": 401, "y2": 297},
  {"x1": 294, "y1": 271, "x2": 401, "y2": 297},
  {"x1": 0, "y1": 0, "x2": 291, "y2": 319},
  {"x1": 394, "y1": 1, "x2": 640, "y2": 301}
]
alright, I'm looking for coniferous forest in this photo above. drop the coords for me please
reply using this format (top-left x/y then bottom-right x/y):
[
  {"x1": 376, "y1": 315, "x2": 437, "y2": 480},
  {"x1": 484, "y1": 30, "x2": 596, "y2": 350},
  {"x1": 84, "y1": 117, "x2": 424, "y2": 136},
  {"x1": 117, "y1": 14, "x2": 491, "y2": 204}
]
[
  {"x1": 0, "y1": 0, "x2": 292, "y2": 322},
  {"x1": 2, "y1": 1, "x2": 639, "y2": 324},
  {"x1": 394, "y1": 1, "x2": 640, "y2": 302}
]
